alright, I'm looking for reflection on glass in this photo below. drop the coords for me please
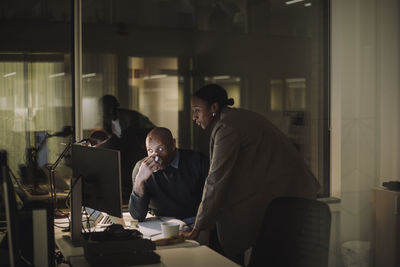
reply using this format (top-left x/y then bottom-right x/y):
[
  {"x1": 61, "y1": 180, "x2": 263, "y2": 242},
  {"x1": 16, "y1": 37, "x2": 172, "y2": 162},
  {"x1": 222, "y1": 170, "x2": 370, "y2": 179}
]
[
  {"x1": 82, "y1": 0, "x2": 195, "y2": 29},
  {"x1": 129, "y1": 57, "x2": 179, "y2": 139},
  {"x1": 269, "y1": 77, "x2": 306, "y2": 156},
  {"x1": 268, "y1": 0, "x2": 313, "y2": 36},
  {"x1": 270, "y1": 78, "x2": 306, "y2": 112},
  {"x1": 0, "y1": 55, "x2": 72, "y2": 191},
  {"x1": 270, "y1": 79, "x2": 284, "y2": 111},
  {"x1": 285, "y1": 78, "x2": 306, "y2": 111},
  {"x1": 82, "y1": 53, "x2": 118, "y2": 135},
  {"x1": 196, "y1": 0, "x2": 247, "y2": 32},
  {"x1": 0, "y1": 61, "x2": 26, "y2": 172}
]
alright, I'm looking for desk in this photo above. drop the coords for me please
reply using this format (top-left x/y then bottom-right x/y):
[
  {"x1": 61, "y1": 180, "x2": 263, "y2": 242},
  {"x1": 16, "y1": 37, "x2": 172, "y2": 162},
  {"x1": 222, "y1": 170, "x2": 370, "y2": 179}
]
[
  {"x1": 55, "y1": 214, "x2": 199, "y2": 261},
  {"x1": 68, "y1": 245, "x2": 240, "y2": 267},
  {"x1": 55, "y1": 216, "x2": 238, "y2": 267}
]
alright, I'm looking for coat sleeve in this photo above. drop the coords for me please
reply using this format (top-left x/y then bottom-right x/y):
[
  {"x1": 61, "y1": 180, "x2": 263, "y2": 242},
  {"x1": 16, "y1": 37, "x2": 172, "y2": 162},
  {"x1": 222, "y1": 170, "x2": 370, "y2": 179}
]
[
  {"x1": 128, "y1": 160, "x2": 150, "y2": 221},
  {"x1": 199, "y1": 152, "x2": 210, "y2": 184},
  {"x1": 194, "y1": 123, "x2": 241, "y2": 230}
]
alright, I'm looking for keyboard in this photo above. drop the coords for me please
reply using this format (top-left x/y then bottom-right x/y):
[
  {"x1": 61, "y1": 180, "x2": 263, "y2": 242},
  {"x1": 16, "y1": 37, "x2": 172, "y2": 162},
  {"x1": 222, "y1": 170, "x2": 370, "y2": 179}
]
[
  {"x1": 100, "y1": 215, "x2": 112, "y2": 225},
  {"x1": 83, "y1": 228, "x2": 143, "y2": 242},
  {"x1": 83, "y1": 231, "x2": 160, "y2": 266}
]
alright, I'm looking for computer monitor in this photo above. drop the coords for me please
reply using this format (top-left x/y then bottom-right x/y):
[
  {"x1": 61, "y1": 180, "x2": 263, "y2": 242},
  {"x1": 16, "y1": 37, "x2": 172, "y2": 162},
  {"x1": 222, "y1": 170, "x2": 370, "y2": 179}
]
[
  {"x1": 34, "y1": 131, "x2": 48, "y2": 169},
  {"x1": 71, "y1": 144, "x2": 122, "y2": 218}
]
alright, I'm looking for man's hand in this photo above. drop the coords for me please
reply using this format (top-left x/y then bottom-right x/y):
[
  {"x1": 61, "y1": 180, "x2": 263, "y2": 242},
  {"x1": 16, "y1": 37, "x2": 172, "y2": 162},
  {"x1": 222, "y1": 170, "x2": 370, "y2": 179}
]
[
  {"x1": 134, "y1": 156, "x2": 161, "y2": 196},
  {"x1": 138, "y1": 156, "x2": 160, "y2": 178},
  {"x1": 183, "y1": 228, "x2": 200, "y2": 240}
]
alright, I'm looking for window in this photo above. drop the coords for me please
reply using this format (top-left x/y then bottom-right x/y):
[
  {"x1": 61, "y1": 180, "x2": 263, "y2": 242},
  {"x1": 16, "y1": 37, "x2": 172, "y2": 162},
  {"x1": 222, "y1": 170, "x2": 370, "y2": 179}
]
[{"x1": 1, "y1": 0, "x2": 330, "y2": 196}]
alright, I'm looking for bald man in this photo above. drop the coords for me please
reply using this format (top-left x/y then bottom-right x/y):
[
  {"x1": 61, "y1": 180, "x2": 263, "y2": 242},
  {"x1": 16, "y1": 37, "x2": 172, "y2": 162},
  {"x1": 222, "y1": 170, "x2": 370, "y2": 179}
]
[{"x1": 129, "y1": 127, "x2": 209, "y2": 223}]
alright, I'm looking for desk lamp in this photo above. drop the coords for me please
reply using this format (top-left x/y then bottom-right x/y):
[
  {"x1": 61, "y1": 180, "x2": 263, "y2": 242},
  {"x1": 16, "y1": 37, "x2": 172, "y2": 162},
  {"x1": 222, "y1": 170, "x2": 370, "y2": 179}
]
[{"x1": 45, "y1": 126, "x2": 73, "y2": 219}]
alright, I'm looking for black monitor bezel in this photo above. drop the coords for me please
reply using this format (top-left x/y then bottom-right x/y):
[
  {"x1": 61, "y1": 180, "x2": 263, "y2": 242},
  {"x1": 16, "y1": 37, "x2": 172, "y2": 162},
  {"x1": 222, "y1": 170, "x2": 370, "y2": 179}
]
[{"x1": 71, "y1": 144, "x2": 122, "y2": 218}]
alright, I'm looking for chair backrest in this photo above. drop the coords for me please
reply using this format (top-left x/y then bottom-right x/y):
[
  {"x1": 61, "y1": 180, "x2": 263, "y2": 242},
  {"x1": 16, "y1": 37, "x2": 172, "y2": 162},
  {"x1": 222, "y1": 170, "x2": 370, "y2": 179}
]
[{"x1": 249, "y1": 197, "x2": 331, "y2": 267}]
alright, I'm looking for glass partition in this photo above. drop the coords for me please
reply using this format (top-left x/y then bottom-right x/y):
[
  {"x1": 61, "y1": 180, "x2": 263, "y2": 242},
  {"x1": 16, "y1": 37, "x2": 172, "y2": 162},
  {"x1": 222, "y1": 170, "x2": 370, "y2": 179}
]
[
  {"x1": 0, "y1": 0, "x2": 72, "y2": 196},
  {"x1": 1, "y1": 0, "x2": 329, "y2": 198},
  {"x1": 0, "y1": 54, "x2": 72, "y2": 193}
]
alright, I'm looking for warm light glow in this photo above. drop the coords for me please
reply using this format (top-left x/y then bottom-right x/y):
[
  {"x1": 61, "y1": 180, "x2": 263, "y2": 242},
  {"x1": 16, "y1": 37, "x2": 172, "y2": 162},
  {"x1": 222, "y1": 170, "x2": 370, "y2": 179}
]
[
  {"x1": 212, "y1": 75, "x2": 231, "y2": 80},
  {"x1": 3, "y1": 72, "x2": 16, "y2": 78},
  {"x1": 149, "y1": 74, "x2": 167, "y2": 79},
  {"x1": 48, "y1": 72, "x2": 65, "y2": 78},
  {"x1": 82, "y1": 73, "x2": 96, "y2": 78},
  {"x1": 304, "y1": 3, "x2": 312, "y2": 7},
  {"x1": 143, "y1": 74, "x2": 168, "y2": 80},
  {"x1": 285, "y1": 0, "x2": 304, "y2": 5}
]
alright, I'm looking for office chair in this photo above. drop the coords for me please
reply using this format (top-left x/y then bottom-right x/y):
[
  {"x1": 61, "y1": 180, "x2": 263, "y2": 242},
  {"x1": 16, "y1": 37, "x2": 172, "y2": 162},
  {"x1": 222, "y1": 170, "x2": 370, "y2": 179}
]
[{"x1": 249, "y1": 197, "x2": 331, "y2": 267}]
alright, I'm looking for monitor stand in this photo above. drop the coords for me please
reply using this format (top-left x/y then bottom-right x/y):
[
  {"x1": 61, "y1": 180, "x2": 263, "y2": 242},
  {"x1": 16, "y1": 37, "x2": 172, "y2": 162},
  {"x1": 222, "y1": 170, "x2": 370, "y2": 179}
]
[{"x1": 56, "y1": 235, "x2": 84, "y2": 261}]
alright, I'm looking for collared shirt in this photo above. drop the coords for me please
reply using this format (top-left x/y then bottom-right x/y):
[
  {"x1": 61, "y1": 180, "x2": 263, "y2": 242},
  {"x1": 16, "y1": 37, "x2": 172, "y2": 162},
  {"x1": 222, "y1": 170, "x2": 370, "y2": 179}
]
[
  {"x1": 160, "y1": 149, "x2": 180, "y2": 181},
  {"x1": 111, "y1": 119, "x2": 122, "y2": 138},
  {"x1": 129, "y1": 149, "x2": 209, "y2": 221}
]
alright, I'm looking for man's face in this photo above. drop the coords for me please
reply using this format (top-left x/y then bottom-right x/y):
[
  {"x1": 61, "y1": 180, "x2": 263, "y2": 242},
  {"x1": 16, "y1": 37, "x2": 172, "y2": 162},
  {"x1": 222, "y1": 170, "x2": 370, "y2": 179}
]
[{"x1": 145, "y1": 135, "x2": 175, "y2": 170}]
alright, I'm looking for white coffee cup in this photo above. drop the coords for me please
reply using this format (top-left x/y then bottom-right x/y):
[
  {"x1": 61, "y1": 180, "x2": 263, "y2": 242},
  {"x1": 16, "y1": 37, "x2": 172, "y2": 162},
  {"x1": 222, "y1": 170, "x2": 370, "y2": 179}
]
[{"x1": 160, "y1": 222, "x2": 180, "y2": 238}]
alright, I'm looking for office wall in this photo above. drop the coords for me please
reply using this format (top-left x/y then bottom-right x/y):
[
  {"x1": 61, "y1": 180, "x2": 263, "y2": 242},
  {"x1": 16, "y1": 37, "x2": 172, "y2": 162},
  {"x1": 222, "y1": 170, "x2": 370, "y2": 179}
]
[
  {"x1": 331, "y1": 0, "x2": 400, "y2": 263},
  {"x1": 377, "y1": 0, "x2": 400, "y2": 182}
]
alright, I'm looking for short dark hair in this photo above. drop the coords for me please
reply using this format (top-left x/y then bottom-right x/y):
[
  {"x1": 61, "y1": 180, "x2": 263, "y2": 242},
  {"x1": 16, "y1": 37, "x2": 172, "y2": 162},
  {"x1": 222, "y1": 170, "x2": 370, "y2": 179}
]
[
  {"x1": 147, "y1": 127, "x2": 174, "y2": 147},
  {"x1": 89, "y1": 130, "x2": 109, "y2": 145},
  {"x1": 192, "y1": 84, "x2": 234, "y2": 109}
]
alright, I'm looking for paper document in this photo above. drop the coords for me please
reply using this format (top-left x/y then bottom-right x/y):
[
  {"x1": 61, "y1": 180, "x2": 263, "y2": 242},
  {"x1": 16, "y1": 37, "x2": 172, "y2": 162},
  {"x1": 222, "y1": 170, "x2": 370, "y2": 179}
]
[
  {"x1": 138, "y1": 216, "x2": 187, "y2": 238},
  {"x1": 138, "y1": 217, "x2": 163, "y2": 237}
]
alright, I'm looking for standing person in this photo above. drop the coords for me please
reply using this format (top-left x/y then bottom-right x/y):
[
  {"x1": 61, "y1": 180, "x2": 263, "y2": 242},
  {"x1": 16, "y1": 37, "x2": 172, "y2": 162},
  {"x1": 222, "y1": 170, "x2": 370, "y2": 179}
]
[
  {"x1": 129, "y1": 127, "x2": 209, "y2": 224},
  {"x1": 186, "y1": 84, "x2": 320, "y2": 264},
  {"x1": 99, "y1": 94, "x2": 156, "y2": 204}
]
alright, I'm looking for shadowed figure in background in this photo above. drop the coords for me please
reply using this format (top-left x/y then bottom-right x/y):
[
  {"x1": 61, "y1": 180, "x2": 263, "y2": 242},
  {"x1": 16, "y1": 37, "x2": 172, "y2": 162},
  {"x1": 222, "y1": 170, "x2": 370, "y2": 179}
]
[{"x1": 99, "y1": 95, "x2": 156, "y2": 204}]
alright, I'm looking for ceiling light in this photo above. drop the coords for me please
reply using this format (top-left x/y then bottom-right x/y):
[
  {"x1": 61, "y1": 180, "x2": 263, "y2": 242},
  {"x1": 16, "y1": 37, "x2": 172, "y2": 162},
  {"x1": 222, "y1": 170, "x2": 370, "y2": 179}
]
[
  {"x1": 149, "y1": 74, "x2": 167, "y2": 79},
  {"x1": 82, "y1": 73, "x2": 97, "y2": 78},
  {"x1": 304, "y1": 3, "x2": 312, "y2": 7},
  {"x1": 48, "y1": 72, "x2": 65, "y2": 78},
  {"x1": 285, "y1": 0, "x2": 304, "y2": 5},
  {"x1": 212, "y1": 75, "x2": 231, "y2": 80},
  {"x1": 3, "y1": 72, "x2": 16, "y2": 78}
]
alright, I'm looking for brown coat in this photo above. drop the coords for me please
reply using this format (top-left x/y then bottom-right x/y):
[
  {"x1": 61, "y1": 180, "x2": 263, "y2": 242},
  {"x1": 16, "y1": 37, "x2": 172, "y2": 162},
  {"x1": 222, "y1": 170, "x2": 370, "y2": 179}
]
[{"x1": 194, "y1": 107, "x2": 320, "y2": 256}]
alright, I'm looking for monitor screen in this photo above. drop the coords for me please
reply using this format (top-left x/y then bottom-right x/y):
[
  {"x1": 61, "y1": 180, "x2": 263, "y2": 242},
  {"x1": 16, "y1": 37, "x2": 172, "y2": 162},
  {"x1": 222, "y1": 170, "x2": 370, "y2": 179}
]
[
  {"x1": 71, "y1": 144, "x2": 122, "y2": 218},
  {"x1": 34, "y1": 131, "x2": 48, "y2": 169}
]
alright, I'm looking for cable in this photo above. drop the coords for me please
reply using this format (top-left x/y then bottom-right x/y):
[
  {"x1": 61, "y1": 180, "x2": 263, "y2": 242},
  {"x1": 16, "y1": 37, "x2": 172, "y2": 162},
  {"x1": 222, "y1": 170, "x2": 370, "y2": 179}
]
[
  {"x1": 64, "y1": 175, "x2": 81, "y2": 209},
  {"x1": 54, "y1": 175, "x2": 81, "y2": 230}
]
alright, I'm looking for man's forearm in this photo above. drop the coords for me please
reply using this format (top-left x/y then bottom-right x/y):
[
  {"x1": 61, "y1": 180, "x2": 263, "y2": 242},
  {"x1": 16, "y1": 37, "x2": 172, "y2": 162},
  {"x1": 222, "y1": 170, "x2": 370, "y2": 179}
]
[
  {"x1": 128, "y1": 192, "x2": 149, "y2": 222},
  {"x1": 133, "y1": 176, "x2": 146, "y2": 196}
]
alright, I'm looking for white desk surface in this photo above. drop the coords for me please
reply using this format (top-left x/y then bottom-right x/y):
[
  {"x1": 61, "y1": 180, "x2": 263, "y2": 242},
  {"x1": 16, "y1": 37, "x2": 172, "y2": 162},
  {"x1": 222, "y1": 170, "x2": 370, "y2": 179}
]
[
  {"x1": 68, "y1": 245, "x2": 240, "y2": 267},
  {"x1": 55, "y1": 213, "x2": 239, "y2": 266},
  {"x1": 54, "y1": 213, "x2": 199, "y2": 261}
]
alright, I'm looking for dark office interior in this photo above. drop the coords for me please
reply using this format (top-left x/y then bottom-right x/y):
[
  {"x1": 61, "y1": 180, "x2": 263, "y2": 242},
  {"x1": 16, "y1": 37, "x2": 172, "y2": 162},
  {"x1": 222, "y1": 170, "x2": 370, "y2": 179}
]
[{"x1": 0, "y1": 0, "x2": 399, "y2": 266}]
